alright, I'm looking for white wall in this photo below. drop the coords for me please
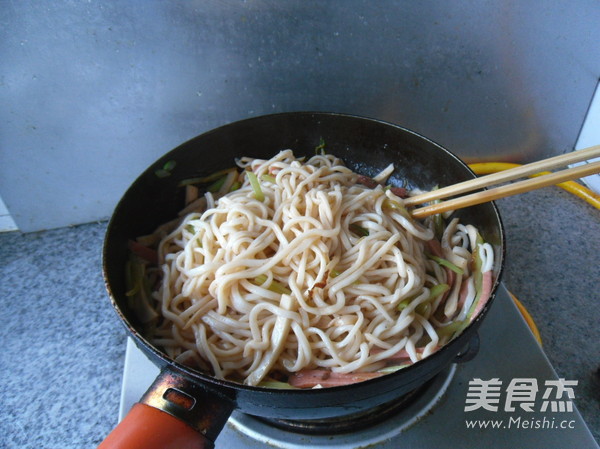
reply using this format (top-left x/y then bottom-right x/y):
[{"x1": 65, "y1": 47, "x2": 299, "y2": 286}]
[{"x1": 1, "y1": 1, "x2": 599, "y2": 232}]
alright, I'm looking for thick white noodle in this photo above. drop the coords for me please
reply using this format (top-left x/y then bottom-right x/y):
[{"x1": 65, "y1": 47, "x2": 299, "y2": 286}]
[{"x1": 150, "y1": 150, "x2": 492, "y2": 386}]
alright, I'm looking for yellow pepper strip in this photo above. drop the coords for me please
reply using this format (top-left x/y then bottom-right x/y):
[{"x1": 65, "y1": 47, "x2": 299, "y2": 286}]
[
  {"x1": 508, "y1": 291, "x2": 543, "y2": 347},
  {"x1": 468, "y1": 162, "x2": 600, "y2": 210}
]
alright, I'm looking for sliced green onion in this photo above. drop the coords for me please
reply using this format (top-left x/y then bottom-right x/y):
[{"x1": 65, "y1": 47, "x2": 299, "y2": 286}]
[
  {"x1": 383, "y1": 199, "x2": 411, "y2": 219},
  {"x1": 155, "y1": 169, "x2": 171, "y2": 178},
  {"x1": 254, "y1": 274, "x2": 268, "y2": 284},
  {"x1": 378, "y1": 364, "x2": 411, "y2": 374},
  {"x1": 415, "y1": 302, "x2": 431, "y2": 316},
  {"x1": 155, "y1": 160, "x2": 177, "y2": 178},
  {"x1": 125, "y1": 258, "x2": 159, "y2": 324},
  {"x1": 467, "y1": 245, "x2": 485, "y2": 319},
  {"x1": 253, "y1": 275, "x2": 291, "y2": 295},
  {"x1": 427, "y1": 254, "x2": 465, "y2": 275},
  {"x1": 261, "y1": 174, "x2": 276, "y2": 183},
  {"x1": 230, "y1": 181, "x2": 242, "y2": 192},
  {"x1": 428, "y1": 283, "x2": 450, "y2": 300},
  {"x1": 257, "y1": 380, "x2": 297, "y2": 389},
  {"x1": 270, "y1": 283, "x2": 292, "y2": 295},
  {"x1": 246, "y1": 171, "x2": 264, "y2": 201},
  {"x1": 207, "y1": 175, "x2": 227, "y2": 193},
  {"x1": 397, "y1": 297, "x2": 412, "y2": 310},
  {"x1": 428, "y1": 186, "x2": 445, "y2": 239},
  {"x1": 177, "y1": 167, "x2": 237, "y2": 187},
  {"x1": 384, "y1": 199, "x2": 402, "y2": 209},
  {"x1": 125, "y1": 260, "x2": 140, "y2": 297},
  {"x1": 349, "y1": 223, "x2": 369, "y2": 237},
  {"x1": 409, "y1": 284, "x2": 450, "y2": 316},
  {"x1": 314, "y1": 137, "x2": 326, "y2": 155},
  {"x1": 163, "y1": 160, "x2": 176, "y2": 171},
  {"x1": 398, "y1": 288, "x2": 433, "y2": 311},
  {"x1": 437, "y1": 319, "x2": 469, "y2": 338},
  {"x1": 475, "y1": 234, "x2": 485, "y2": 248}
]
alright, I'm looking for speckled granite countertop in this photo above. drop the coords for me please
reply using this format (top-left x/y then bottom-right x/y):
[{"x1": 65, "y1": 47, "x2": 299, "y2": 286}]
[{"x1": 1, "y1": 187, "x2": 598, "y2": 448}]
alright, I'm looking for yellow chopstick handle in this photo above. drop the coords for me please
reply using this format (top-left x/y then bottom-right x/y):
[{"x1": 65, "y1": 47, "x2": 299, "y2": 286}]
[{"x1": 468, "y1": 162, "x2": 600, "y2": 211}]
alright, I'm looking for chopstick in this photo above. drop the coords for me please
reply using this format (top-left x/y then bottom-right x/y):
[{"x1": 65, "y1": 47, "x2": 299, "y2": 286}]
[
  {"x1": 408, "y1": 145, "x2": 600, "y2": 219},
  {"x1": 405, "y1": 145, "x2": 600, "y2": 207}
]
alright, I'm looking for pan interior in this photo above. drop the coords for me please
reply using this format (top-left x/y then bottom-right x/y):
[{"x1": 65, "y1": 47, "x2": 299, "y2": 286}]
[{"x1": 103, "y1": 112, "x2": 504, "y2": 392}]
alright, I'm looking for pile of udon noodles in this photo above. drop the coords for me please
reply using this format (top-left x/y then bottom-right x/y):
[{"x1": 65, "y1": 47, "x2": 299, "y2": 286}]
[{"x1": 135, "y1": 150, "x2": 494, "y2": 388}]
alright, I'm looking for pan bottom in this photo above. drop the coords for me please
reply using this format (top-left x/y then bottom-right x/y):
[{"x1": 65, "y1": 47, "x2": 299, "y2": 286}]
[{"x1": 230, "y1": 364, "x2": 456, "y2": 443}]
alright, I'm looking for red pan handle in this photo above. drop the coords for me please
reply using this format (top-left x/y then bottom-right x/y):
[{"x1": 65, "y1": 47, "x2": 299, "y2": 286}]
[
  {"x1": 98, "y1": 403, "x2": 212, "y2": 449},
  {"x1": 98, "y1": 367, "x2": 235, "y2": 449}
]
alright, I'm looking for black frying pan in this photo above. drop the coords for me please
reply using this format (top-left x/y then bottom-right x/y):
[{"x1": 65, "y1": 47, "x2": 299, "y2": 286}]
[{"x1": 100, "y1": 112, "x2": 505, "y2": 449}]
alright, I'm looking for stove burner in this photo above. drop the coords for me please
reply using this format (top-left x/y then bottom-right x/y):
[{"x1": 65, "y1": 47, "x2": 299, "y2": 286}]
[{"x1": 228, "y1": 364, "x2": 456, "y2": 448}]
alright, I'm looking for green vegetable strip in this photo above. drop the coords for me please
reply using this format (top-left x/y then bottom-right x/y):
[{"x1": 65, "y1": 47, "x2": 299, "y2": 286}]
[
  {"x1": 268, "y1": 283, "x2": 291, "y2": 295},
  {"x1": 207, "y1": 175, "x2": 227, "y2": 193},
  {"x1": 177, "y1": 167, "x2": 237, "y2": 187},
  {"x1": 254, "y1": 275, "x2": 291, "y2": 295},
  {"x1": 414, "y1": 284, "x2": 450, "y2": 315},
  {"x1": 246, "y1": 171, "x2": 264, "y2": 201},
  {"x1": 349, "y1": 223, "x2": 369, "y2": 236},
  {"x1": 154, "y1": 168, "x2": 171, "y2": 178},
  {"x1": 427, "y1": 254, "x2": 465, "y2": 275},
  {"x1": 125, "y1": 260, "x2": 139, "y2": 297},
  {"x1": 437, "y1": 319, "x2": 469, "y2": 338},
  {"x1": 261, "y1": 174, "x2": 277, "y2": 183},
  {"x1": 383, "y1": 199, "x2": 411, "y2": 219},
  {"x1": 428, "y1": 186, "x2": 445, "y2": 239},
  {"x1": 314, "y1": 137, "x2": 326, "y2": 155},
  {"x1": 125, "y1": 257, "x2": 158, "y2": 323},
  {"x1": 467, "y1": 244, "x2": 485, "y2": 319},
  {"x1": 163, "y1": 160, "x2": 177, "y2": 171},
  {"x1": 397, "y1": 299, "x2": 410, "y2": 310},
  {"x1": 254, "y1": 274, "x2": 268, "y2": 284},
  {"x1": 378, "y1": 364, "x2": 411, "y2": 374},
  {"x1": 428, "y1": 283, "x2": 450, "y2": 300},
  {"x1": 155, "y1": 160, "x2": 177, "y2": 178},
  {"x1": 475, "y1": 232, "x2": 485, "y2": 246},
  {"x1": 398, "y1": 283, "x2": 449, "y2": 312},
  {"x1": 257, "y1": 380, "x2": 297, "y2": 389},
  {"x1": 397, "y1": 295, "x2": 417, "y2": 310},
  {"x1": 415, "y1": 302, "x2": 430, "y2": 316}
]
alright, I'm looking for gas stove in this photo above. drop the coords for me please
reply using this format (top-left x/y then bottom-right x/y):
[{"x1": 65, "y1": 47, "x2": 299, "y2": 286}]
[{"x1": 118, "y1": 284, "x2": 598, "y2": 448}]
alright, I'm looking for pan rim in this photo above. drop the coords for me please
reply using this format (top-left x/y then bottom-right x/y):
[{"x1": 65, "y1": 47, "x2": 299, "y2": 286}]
[{"x1": 102, "y1": 110, "x2": 505, "y2": 396}]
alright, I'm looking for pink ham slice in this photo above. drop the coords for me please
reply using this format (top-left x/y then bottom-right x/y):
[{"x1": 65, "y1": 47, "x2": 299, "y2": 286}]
[
  {"x1": 128, "y1": 240, "x2": 158, "y2": 265},
  {"x1": 390, "y1": 187, "x2": 409, "y2": 198},
  {"x1": 356, "y1": 175, "x2": 378, "y2": 188},
  {"x1": 470, "y1": 270, "x2": 493, "y2": 322},
  {"x1": 288, "y1": 370, "x2": 384, "y2": 388}
]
